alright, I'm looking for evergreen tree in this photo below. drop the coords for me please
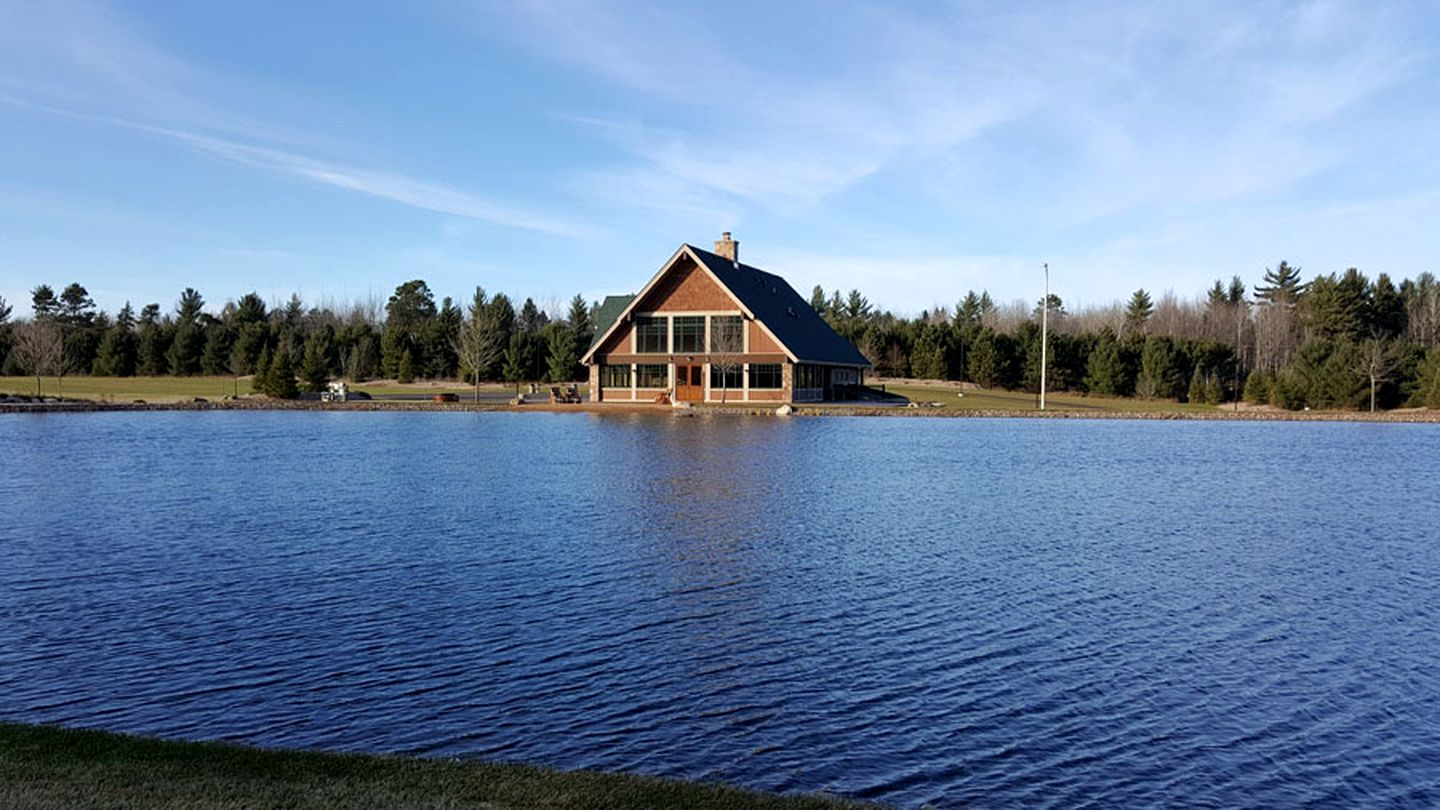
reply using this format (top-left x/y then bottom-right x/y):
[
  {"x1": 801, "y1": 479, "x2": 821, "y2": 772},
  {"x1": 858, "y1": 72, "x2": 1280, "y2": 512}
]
[
  {"x1": 136, "y1": 304, "x2": 170, "y2": 376},
  {"x1": 31, "y1": 284, "x2": 59, "y2": 319},
  {"x1": 1135, "y1": 336, "x2": 1182, "y2": 399},
  {"x1": 809, "y1": 285, "x2": 828, "y2": 316},
  {"x1": 1414, "y1": 348, "x2": 1440, "y2": 408},
  {"x1": 167, "y1": 321, "x2": 205, "y2": 375},
  {"x1": 92, "y1": 316, "x2": 138, "y2": 377},
  {"x1": 1203, "y1": 373, "x2": 1224, "y2": 405},
  {"x1": 1370, "y1": 274, "x2": 1407, "y2": 339},
  {"x1": 201, "y1": 326, "x2": 233, "y2": 376},
  {"x1": 1124, "y1": 289, "x2": 1154, "y2": 336},
  {"x1": 0, "y1": 295, "x2": 12, "y2": 374},
  {"x1": 1085, "y1": 328, "x2": 1129, "y2": 395},
  {"x1": 567, "y1": 294, "x2": 594, "y2": 351},
  {"x1": 1186, "y1": 366, "x2": 1205, "y2": 404},
  {"x1": 546, "y1": 324, "x2": 579, "y2": 382},
  {"x1": 421, "y1": 297, "x2": 461, "y2": 378},
  {"x1": 910, "y1": 323, "x2": 949, "y2": 380},
  {"x1": 397, "y1": 348, "x2": 415, "y2": 384},
  {"x1": 300, "y1": 331, "x2": 332, "y2": 392},
  {"x1": 519, "y1": 297, "x2": 548, "y2": 334},
  {"x1": 503, "y1": 331, "x2": 533, "y2": 395},
  {"x1": 267, "y1": 343, "x2": 299, "y2": 398},
  {"x1": 58, "y1": 283, "x2": 96, "y2": 325},
  {"x1": 844, "y1": 289, "x2": 872, "y2": 321},
  {"x1": 230, "y1": 323, "x2": 269, "y2": 375},
  {"x1": 251, "y1": 345, "x2": 273, "y2": 394},
  {"x1": 956, "y1": 291, "x2": 985, "y2": 326},
  {"x1": 380, "y1": 325, "x2": 409, "y2": 379},
  {"x1": 1254, "y1": 260, "x2": 1307, "y2": 303},
  {"x1": 967, "y1": 330, "x2": 1002, "y2": 389},
  {"x1": 383, "y1": 280, "x2": 436, "y2": 377},
  {"x1": 1243, "y1": 369, "x2": 1273, "y2": 404}
]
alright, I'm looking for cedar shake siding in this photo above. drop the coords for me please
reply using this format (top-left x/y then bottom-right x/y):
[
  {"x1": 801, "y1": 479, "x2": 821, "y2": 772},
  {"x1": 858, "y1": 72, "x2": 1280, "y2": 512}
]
[{"x1": 583, "y1": 236, "x2": 870, "y2": 404}]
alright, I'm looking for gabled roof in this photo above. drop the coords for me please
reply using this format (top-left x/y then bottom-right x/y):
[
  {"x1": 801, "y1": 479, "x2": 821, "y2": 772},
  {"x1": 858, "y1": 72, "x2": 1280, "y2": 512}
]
[
  {"x1": 581, "y1": 243, "x2": 870, "y2": 368},
  {"x1": 686, "y1": 245, "x2": 870, "y2": 367},
  {"x1": 588, "y1": 294, "x2": 635, "y2": 353}
]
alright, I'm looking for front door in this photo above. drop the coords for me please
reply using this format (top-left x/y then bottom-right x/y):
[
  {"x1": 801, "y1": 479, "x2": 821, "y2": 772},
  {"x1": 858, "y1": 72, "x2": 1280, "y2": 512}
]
[{"x1": 675, "y1": 364, "x2": 704, "y2": 402}]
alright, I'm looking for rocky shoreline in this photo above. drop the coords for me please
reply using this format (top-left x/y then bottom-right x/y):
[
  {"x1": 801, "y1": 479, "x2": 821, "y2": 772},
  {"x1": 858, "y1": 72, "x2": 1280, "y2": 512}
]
[{"x1": 4, "y1": 394, "x2": 1439, "y2": 423}]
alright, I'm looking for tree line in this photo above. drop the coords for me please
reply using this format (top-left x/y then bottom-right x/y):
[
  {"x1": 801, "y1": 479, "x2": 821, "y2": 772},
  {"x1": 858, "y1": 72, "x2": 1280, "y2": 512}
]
[
  {"x1": 0, "y1": 281, "x2": 594, "y2": 400},
  {"x1": 805, "y1": 262, "x2": 1440, "y2": 411},
  {"x1": 3, "y1": 262, "x2": 1439, "y2": 410}
]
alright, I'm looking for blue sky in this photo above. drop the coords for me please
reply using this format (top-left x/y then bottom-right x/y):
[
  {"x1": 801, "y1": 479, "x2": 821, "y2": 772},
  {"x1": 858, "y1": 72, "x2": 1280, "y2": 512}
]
[{"x1": 2, "y1": 0, "x2": 1438, "y2": 318}]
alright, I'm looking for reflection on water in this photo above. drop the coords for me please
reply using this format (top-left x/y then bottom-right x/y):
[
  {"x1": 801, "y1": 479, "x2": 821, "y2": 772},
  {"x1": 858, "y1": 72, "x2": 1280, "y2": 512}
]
[{"x1": 2, "y1": 412, "x2": 1440, "y2": 807}]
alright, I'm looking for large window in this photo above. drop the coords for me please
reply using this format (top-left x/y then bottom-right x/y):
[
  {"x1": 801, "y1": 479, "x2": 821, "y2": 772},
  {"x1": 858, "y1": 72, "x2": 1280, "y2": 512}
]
[
  {"x1": 601, "y1": 364, "x2": 632, "y2": 388},
  {"x1": 710, "y1": 364, "x2": 742, "y2": 390},
  {"x1": 636, "y1": 363, "x2": 669, "y2": 388},
  {"x1": 795, "y1": 364, "x2": 823, "y2": 389},
  {"x1": 749, "y1": 363, "x2": 783, "y2": 390},
  {"x1": 674, "y1": 316, "x2": 705, "y2": 353},
  {"x1": 710, "y1": 315, "x2": 744, "y2": 354},
  {"x1": 636, "y1": 316, "x2": 668, "y2": 354}
]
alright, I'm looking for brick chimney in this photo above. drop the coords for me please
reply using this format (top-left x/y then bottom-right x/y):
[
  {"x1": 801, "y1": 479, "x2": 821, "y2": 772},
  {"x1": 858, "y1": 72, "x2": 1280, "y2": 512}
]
[{"x1": 714, "y1": 232, "x2": 738, "y2": 263}]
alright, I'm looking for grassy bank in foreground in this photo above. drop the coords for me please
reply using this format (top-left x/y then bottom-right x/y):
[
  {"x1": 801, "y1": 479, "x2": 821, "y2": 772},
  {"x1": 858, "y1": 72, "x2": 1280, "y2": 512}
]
[
  {"x1": 0, "y1": 723, "x2": 871, "y2": 810},
  {"x1": 0, "y1": 376, "x2": 533, "y2": 403}
]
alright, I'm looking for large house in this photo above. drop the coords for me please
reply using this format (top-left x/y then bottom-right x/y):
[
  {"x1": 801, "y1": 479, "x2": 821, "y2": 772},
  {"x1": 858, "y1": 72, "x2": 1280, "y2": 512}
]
[{"x1": 582, "y1": 234, "x2": 870, "y2": 404}]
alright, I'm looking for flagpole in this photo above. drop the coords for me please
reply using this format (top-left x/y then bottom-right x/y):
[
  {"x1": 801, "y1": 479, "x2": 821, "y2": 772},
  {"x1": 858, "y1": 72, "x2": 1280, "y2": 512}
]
[{"x1": 1040, "y1": 262, "x2": 1049, "y2": 411}]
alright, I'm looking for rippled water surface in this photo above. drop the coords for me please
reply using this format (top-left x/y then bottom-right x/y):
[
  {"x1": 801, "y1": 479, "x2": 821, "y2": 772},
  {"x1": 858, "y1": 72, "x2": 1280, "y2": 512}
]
[{"x1": 3, "y1": 412, "x2": 1440, "y2": 806}]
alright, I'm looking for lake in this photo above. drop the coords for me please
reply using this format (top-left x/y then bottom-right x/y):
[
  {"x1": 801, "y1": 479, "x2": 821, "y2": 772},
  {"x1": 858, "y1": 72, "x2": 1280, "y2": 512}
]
[{"x1": 2, "y1": 411, "x2": 1439, "y2": 807}]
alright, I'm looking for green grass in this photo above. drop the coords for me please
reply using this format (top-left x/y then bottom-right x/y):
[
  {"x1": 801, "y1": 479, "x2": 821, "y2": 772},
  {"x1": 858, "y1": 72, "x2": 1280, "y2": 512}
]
[
  {"x1": 0, "y1": 375, "x2": 242, "y2": 402},
  {"x1": 0, "y1": 377, "x2": 586, "y2": 403},
  {"x1": 873, "y1": 381, "x2": 1218, "y2": 414},
  {"x1": 0, "y1": 723, "x2": 873, "y2": 810}
]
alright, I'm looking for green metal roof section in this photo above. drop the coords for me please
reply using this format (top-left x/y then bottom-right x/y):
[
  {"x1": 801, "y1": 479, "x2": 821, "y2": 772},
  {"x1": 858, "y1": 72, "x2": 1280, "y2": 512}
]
[
  {"x1": 588, "y1": 294, "x2": 635, "y2": 353},
  {"x1": 687, "y1": 245, "x2": 871, "y2": 368}
]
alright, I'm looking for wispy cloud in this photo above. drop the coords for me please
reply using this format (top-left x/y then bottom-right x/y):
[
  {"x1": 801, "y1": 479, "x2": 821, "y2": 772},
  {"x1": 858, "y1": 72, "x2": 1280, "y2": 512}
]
[
  {"x1": 2, "y1": 96, "x2": 590, "y2": 237},
  {"x1": 473, "y1": 0, "x2": 1428, "y2": 226},
  {"x1": 0, "y1": 0, "x2": 590, "y2": 236}
]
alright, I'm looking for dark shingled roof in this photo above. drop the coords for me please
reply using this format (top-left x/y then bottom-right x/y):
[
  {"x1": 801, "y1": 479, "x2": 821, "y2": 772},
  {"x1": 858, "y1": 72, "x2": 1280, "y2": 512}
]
[
  {"x1": 588, "y1": 294, "x2": 635, "y2": 353},
  {"x1": 686, "y1": 245, "x2": 870, "y2": 367}
]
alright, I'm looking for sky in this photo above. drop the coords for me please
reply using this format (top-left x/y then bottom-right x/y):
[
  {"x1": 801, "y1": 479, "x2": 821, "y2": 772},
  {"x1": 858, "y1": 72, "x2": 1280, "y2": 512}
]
[{"x1": 2, "y1": 0, "x2": 1438, "y2": 319}]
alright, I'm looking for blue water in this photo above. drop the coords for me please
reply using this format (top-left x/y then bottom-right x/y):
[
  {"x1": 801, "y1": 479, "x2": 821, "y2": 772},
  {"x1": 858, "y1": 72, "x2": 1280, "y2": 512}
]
[{"x1": 2, "y1": 411, "x2": 1439, "y2": 807}]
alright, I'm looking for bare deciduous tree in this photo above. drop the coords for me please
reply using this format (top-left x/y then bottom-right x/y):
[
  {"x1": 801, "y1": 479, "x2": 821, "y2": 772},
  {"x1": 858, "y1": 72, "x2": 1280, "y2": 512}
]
[
  {"x1": 709, "y1": 315, "x2": 746, "y2": 403},
  {"x1": 11, "y1": 319, "x2": 69, "y2": 397},
  {"x1": 1356, "y1": 338, "x2": 1393, "y2": 413}
]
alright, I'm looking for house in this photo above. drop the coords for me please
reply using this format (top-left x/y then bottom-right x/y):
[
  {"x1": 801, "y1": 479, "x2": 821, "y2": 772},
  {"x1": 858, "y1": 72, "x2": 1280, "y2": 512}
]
[{"x1": 582, "y1": 233, "x2": 870, "y2": 404}]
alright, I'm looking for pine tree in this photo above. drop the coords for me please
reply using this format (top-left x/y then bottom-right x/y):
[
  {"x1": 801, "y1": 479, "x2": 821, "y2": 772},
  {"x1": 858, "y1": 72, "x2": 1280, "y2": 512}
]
[
  {"x1": 1203, "y1": 374, "x2": 1224, "y2": 405},
  {"x1": 201, "y1": 327, "x2": 233, "y2": 376},
  {"x1": 300, "y1": 332, "x2": 331, "y2": 392},
  {"x1": 1124, "y1": 289, "x2": 1154, "y2": 336},
  {"x1": 809, "y1": 286, "x2": 828, "y2": 316},
  {"x1": 397, "y1": 348, "x2": 415, "y2": 384},
  {"x1": 1254, "y1": 260, "x2": 1307, "y2": 303},
  {"x1": 910, "y1": 324, "x2": 948, "y2": 380},
  {"x1": 1187, "y1": 366, "x2": 1205, "y2": 404},
  {"x1": 546, "y1": 326, "x2": 578, "y2": 382},
  {"x1": 1135, "y1": 336, "x2": 1182, "y2": 399},
  {"x1": 503, "y1": 332, "x2": 533, "y2": 395},
  {"x1": 251, "y1": 345, "x2": 273, "y2": 394},
  {"x1": 267, "y1": 344, "x2": 299, "y2": 399},
  {"x1": 567, "y1": 293, "x2": 594, "y2": 352},
  {"x1": 1085, "y1": 328, "x2": 1127, "y2": 395},
  {"x1": 1243, "y1": 370, "x2": 1272, "y2": 404}
]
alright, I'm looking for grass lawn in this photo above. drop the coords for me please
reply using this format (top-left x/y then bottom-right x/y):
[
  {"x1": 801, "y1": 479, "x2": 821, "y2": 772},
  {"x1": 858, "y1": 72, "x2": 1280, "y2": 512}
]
[
  {"x1": 872, "y1": 380, "x2": 1219, "y2": 414},
  {"x1": 0, "y1": 376, "x2": 586, "y2": 404},
  {"x1": 0, "y1": 375, "x2": 243, "y2": 402},
  {"x1": 0, "y1": 723, "x2": 871, "y2": 810}
]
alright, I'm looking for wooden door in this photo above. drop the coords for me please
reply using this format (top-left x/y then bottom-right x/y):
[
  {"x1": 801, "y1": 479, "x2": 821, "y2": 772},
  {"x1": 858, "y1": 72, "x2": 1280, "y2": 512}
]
[{"x1": 675, "y1": 365, "x2": 704, "y2": 402}]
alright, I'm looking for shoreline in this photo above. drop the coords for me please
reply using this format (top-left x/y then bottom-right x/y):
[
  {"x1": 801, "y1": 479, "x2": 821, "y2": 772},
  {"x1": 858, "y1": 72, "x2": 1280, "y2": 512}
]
[
  {"x1": 0, "y1": 722, "x2": 870, "y2": 809},
  {"x1": 3, "y1": 397, "x2": 1439, "y2": 423}
]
